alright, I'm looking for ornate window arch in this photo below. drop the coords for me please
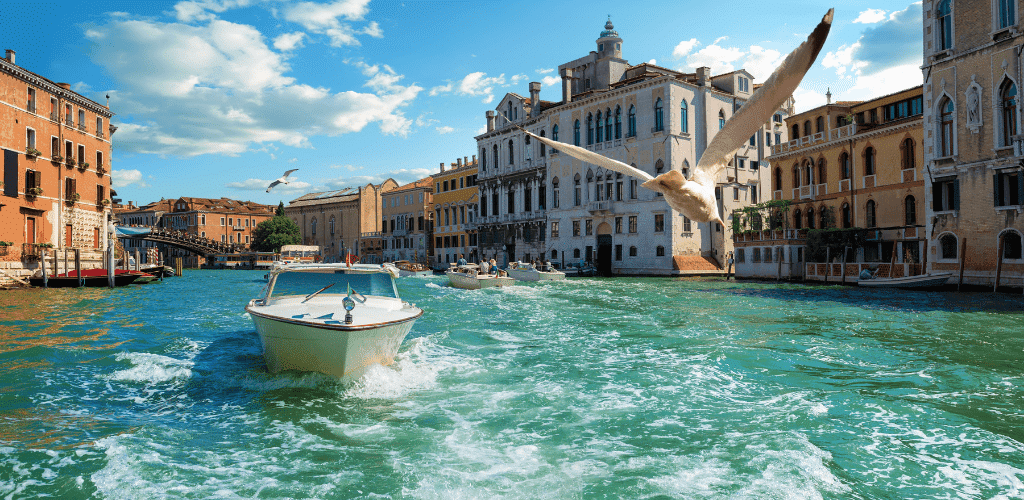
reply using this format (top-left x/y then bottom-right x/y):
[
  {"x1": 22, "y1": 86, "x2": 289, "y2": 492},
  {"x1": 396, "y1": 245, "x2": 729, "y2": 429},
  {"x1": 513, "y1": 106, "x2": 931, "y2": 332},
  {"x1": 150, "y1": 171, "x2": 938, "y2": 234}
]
[
  {"x1": 628, "y1": 105, "x2": 637, "y2": 137},
  {"x1": 866, "y1": 199, "x2": 877, "y2": 228},
  {"x1": 803, "y1": 120, "x2": 811, "y2": 136},
  {"x1": 938, "y1": 232, "x2": 959, "y2": 260},
  {"x1": 539, "y1": 129, "x2": 546, "y2": 156},
  {"x1": 937, "y1": 0, "x2": 952, "y2": 50},
  {"x1": 605, "y1": 107, "x2": 612, "y2": 140},
  {"x1": 792, "y1": 123, "x2": 800, "y2": 138},
  {"x1": 999, "y1": 229, "x2": 1023, "y2": 260},
  {"x1": 614, "y1": 106, "x2": 622, "y2": 139},
  {"x1": 493, "y1": 144, "x2": 498, "y2": 167},
  {"x1": 574, "y1": 120, "x2": 581, "y2": 146},
  {"x1": 815, "y1": 116, "x2": 824, "y2": 133},
  {"x1": 587, "y1": 113, "x2": 594, "y2": 145},
  {"x1": 900, "y1": 138, "x2": 915, "y2": 170},
  {"x1": 805, "y1": 207, "x2": 815, "y2": 229},
  {"x1": 839, "y1": 151, "x2": 851, "y2": 180},
  {"x1": 596, "y1": 110, "x2": 603, "y2": 142},
  {"x1": 480, "y1": 148, "x2": 486, "y2": 171},
  {"x1": 552, "y1": 177, "x2": 560, "y2": 208},
  {"x1": 719, "y1": 110, "x2": 726, "y2": 130},
  {"x1": 999, "y1": 78, "x2": 1018, "y2": 148},
  {"x1": 841, "y1": 202, "x2": 852, "y2": 228},
  {"x1": 939, "y1": 96, "x2": 955, "y2": 157},
  {"x1": 654, "y1": 98, "x2": 664, "y2": 131},
  {"x1": 816, "y1": 158, "x2": 827, "y2": 185},
  {"x1": 552, "y1": 124, "x2": 559, "y2": 142},
  {"x1": 792, "y1": 163, "x2": 801, "y2": 188},
  {"x1": 508, "y1": 139, "x2": 515, "y2": 164},
  {"x1": 863, "y1": 146, "x2": 876, "y2": 176},
  {"x1": 774, "y1": 167, "x2": 783, "y2": 191},
  {"x1": 793, "y1": 209, "x2": 802, "y2": 229},
  {"x1": 573, "y1": 173, "x2": 582, "y2": 206},
  {"x1": 905, "y1": 195, "x2": 917, "y2": 225},
  {"x1": 680, "y1": 99, "x2": 689, "y2": 133}
]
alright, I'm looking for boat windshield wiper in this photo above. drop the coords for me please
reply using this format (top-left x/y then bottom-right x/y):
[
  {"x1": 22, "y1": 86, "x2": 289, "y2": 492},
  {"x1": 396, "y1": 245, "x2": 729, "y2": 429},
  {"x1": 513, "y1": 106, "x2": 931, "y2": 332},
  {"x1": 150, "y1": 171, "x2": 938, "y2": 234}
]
[{"x1": 302, "y1": 283, "x2": 334, "y2": 303}]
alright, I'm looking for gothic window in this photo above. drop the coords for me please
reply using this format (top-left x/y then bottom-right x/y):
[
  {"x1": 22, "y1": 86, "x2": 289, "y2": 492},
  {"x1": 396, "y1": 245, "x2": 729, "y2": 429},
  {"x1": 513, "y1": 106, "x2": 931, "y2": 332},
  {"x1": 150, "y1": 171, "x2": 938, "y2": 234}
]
[
  {"x1": 507, "y1": 101, "x2": 513, "y2": 122},
  {"x1": 816, "y1": 158, "x2": 827, "y2": 184},
  {"x1": 615, "y1": 106, "x2": 622, "y2": 138},
  {"x1": 507, "y1": 187, "x2": 515, "y2": 213},
  {"x1": 574, "y1": 174, "x2": 582, "y2": 206},
  {"x1": 574, "y1": 120, "x2": 581, "y2": 146},
  {"x1": 680, "y1": 100, "x2": 689, "y2": 133},
  {"x1": 842, "y1": 202, "x2": 852, "y2": 228},
  {"x1": 552, "y1": 124, "x2": 559, "y2": 142},
  {"x1": 940, "y1": 97, "x2": 955, "y2": 157},
  {"x1": 525, "y1": 134, "x2": 532, "y2": 160},
  {"x1": 905, "y1": 195, "x2": 917, "y2": 225},
  {"x1": 840, "y1": 152, "x2": 851, "y2": 180},
  {"x1": 311, "y1": 218, "x2": 317, "y2": 236},
  {"x1": 719, "y1": 110, "x2": 726, "y2": 130},
  {"x1": 940, "y1": 233, "x2": 958, "y2": 259},
  {"x1": 803, "y1": 120, "x2": 811, "y2": 136},
  {"x1": 793, "y1": 209, "x2": 802, "y2": 229},
  {"x1": 792, "y1": 123, "x2": 800, "y2": 138},
  {"x1": 655, "y1": 98, "x2": 664, "y2": 131},
  {"x1": 774, "y1": 167, "x2": 782, "y2": 191},
  {"x1": 815, "y1": 116, "x2": 824, "y2": 133},
  {"x1": 1001, "y1": 79, "x2": 1018, "y2": 147},
  {"x1": 864, "y1": 147, "x2": 876, "y2": 176},
  {"x1": 628, "y1": 105, "x2": 636, "y2": 137},
  {"x1": 508, "y1": 139, "x2": 514, "y2": 164},
  {"x1": 596, "y1": 111, "x2": 604, "y2": 142},
  {"x1": 552, "y1": 177, "x2": 560, "y2": 208},
  {"x1": 605, "y1": 108, "x2": 612, "y2": 140},
  {"x1": 819, "y1": 207, "x2": 829, "y2": 229},
  {"x1": 540, "y1": 130, "x2": 546, "y2": 156},
  {"x1": 793, "y1": 164, "x2": 801, "y2": 188},
  {"x1": 587, "y1": 113, "x2": 594, "y2": 145},
  {"x1": 806, "y1": 207, "x2": 815, "y2": 229},
  {"x1": 493, "y1": 144, "x2": 498, "y2": 167},
  {"x1": 937, "y1": 0, "x2": 952, "y2": 50},
  {"x1": 481, "y1": 148, "x2": 486, "y2": 171},
  {"x1": 866, "y1": 200, "x2": 877, "y2": 227}
]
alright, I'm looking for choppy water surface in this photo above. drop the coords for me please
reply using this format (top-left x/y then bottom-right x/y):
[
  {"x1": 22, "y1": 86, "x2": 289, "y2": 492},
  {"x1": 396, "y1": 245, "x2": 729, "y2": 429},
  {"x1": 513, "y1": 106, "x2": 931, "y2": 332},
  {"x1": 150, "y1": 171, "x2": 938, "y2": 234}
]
[{"x1": 1, "y1": 271, "x2": 1023, "y2": 499}]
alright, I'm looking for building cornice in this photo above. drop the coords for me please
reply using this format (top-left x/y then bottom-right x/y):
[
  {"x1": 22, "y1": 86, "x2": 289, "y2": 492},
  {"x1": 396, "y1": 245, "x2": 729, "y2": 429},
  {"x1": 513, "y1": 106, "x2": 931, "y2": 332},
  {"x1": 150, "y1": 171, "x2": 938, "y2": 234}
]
[{"x1": 0, "y1": 58, "x2": 113, "y2": 118}]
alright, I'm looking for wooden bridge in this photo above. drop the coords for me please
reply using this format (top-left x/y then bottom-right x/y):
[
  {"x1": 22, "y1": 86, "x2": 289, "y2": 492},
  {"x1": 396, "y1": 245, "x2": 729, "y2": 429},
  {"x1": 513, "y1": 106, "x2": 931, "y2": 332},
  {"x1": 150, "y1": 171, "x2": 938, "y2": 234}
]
[{"x1": 117, "y1": 226, "x2": 246, "y2": 256}]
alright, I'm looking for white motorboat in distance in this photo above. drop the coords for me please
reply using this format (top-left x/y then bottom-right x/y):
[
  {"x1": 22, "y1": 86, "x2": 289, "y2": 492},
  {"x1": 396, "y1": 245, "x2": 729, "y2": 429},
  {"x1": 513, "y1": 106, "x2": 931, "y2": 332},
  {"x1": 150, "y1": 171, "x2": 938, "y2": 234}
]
[
  {"x1": 446, "y1": 264, "x2": 515, "y2": 290},
  {"x1": 857, "y1": 272, "x2": 953, "y2": 289},
  {"x1": 393, "y1": 260, "x2": 433, "y2": 277},
  {"x1": 246, "y1": 266, "x2": 422, "y2": 382},
  {"x1": 505, "y1": 262, "x2": 566, "y2": 282}
]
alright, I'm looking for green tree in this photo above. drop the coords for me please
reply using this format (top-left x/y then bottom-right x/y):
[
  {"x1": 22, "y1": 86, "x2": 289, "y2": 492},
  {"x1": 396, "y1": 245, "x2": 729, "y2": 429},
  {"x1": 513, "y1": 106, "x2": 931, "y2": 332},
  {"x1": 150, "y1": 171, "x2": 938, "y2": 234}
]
[
  {"x1": 252, "y1": 216, "x2": 300, "y2": 252},
  {"x1": 276, "y1": 201, "x2": 285, "y2": 217}
]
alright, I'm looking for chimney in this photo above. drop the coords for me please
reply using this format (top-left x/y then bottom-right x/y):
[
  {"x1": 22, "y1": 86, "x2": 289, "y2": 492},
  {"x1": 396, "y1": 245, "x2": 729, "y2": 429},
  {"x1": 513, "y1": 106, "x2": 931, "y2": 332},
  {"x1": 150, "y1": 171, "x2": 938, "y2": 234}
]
[
  {"x1": 560, "y1": 68, "x2": 573, "y2": 103},
  {"x1": 457, "y1": 158, "x2": 463, "y2": 168},
  {"x1": 439, "y1": 162, "x2": 445, "y2": 172},
  {"x1": 57, "y1": 83, "x2": 70, "y2": 90},
  {"x1": 529, "y1": 82, "x2": 541, "y2": 117},
  {"x1": 486, "y1": 110, "x2": 496, "y2": 132},
  {"x1": 463, "y1": 156, "x2": 468, "y2": 166},
  {"x1": 4, "y1": 50, "x2": 13, "y2": 65},
  {"x1": 697, "y1": 67, "x2": 711, "y2": 87},
  {"x1": 472, "y1": 154, "x2": 477, "y2": 164}
]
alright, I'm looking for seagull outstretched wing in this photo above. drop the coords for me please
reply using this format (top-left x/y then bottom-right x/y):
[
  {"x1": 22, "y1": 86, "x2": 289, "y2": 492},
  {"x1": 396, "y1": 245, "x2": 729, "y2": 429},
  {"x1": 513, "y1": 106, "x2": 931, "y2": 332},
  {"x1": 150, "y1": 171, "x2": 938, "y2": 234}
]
[
  {"x1": 266, "y1": 180, "x2": 282, "y2": 193},
  {"x1": 282, "y1": 168, "x2": 298, "y2": 179},
  {"x1": 692, "y1": 9, "x2": 834, "y2": 186},
  {"x1": 266, "y1": 169, "x2": 300, "y2": 192},
  {"x1": 524, "y1": 131, "x2": 653, "y2": 182}
]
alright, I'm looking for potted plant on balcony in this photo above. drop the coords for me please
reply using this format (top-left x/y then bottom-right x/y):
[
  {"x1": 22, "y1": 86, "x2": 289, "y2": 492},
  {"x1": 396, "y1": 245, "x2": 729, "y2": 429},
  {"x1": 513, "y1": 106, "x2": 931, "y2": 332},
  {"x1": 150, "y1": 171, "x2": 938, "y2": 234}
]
[
  {"x1": 97, "y1": 163, "x2": 107, "y2": 175},
  {"x1": 27, "y1": 187, "x2": 43, "y2": 198},
  {"x1": 51, "y1": 154, "x2": 63, "y2": 164},
  {"x1": 66, "y1": 192, "x2": 81, "y2": 205},
  {"x1": 101, "y1": 198, "x2": 111, "y2": 207},
  {"x1": 79, "y1": 161, "x2": 89, "y2": 171},
  {"x1": 26, "y1": 147, "x2": 42, "y2": 158},
  {"x1": 0, "y1": 241, "x2": 10, "y2": 256},
  {"x1": 66, "y1": 156, "x2": 76, "y2": 167}
]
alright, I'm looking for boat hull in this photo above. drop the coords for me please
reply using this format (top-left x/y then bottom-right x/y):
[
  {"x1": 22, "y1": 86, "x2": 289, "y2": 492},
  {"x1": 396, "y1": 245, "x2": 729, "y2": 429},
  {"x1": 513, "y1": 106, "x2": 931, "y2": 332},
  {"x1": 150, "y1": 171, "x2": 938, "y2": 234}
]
[
  {"x1": 398, "y1": 269, "x2": 433, "y2": 278},
  {"x1": 505, "y1": 268, "x2": 566, "y2": 282},
  {"x1": 248, "y1": 305, "x2": 418, "y2": 382},
  {"x1": 858, "y1": 273, "x2": 952, "y2": 289},
  {"x1": 29, "y1": 273, "x2": 141, "y2": 287},
  {"x1": 446, "y1": 271, "x2": 515, "y2": 290}
]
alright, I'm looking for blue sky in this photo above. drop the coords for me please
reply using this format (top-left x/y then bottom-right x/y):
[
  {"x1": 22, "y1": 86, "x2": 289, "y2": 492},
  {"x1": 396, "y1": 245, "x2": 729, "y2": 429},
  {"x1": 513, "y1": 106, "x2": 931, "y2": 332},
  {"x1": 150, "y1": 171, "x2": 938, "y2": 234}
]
[{"x1": 1, "y1": 0, "x2": 923, "y2": 206}]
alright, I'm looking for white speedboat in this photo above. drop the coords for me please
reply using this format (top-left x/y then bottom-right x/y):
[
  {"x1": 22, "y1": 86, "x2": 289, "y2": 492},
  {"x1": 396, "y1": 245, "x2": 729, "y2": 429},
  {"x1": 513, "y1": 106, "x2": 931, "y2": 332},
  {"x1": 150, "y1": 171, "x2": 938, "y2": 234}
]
[
  {"x1": 857, "y1": 272, "x2": 953, "y2": 289},
  {"x1": 246, "y1": 266, "x2": 422, "y2": 382},
  {"x1": 446, "y1": 264, "x2": 515, "y2": 290},
  {"x1": 393, "y1": 260, "x2": 433, "y2": 277},
  {"x1": 505, "y1": 262, "x2": 566, "y2": 282}
]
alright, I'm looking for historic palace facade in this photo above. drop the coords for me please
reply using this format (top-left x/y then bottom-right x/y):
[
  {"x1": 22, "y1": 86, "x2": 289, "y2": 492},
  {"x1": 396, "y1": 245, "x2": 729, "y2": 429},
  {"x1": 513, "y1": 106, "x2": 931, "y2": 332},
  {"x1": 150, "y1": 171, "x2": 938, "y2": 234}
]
[
  {"x1": 432, "y1": 156, "x2": 478, "y2": 266},
  {"x1": 474, "y1": 20, "x2": 787, "y2": 274},
  {"x1": 285, "y1": 181, "x2": 395, "y2": 263}
]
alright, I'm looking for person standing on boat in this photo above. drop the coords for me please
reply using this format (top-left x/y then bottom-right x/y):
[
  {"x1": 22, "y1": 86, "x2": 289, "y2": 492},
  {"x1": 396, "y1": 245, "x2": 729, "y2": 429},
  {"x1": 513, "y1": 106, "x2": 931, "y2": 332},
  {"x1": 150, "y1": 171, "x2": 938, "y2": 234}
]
[
  {"x1": 457, "y1": 254, "x2": 467, "y2": 266},
  {"x1": 490, "y1": 259, "x2": 499, "y2": 275},
  {"x1": 480, "y1": 260, "x2": 490, "y2": 275}
]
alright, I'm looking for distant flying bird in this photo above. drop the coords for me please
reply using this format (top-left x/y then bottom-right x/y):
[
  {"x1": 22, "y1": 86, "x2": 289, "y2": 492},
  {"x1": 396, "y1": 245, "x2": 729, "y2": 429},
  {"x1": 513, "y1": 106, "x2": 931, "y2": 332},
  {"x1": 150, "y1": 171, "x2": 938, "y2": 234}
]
[
  {"x1": 527, "y1": 9, "x2": 834, "y2": 228},
  {"x1": 266, "y1": 169, "x2": 299, "y2": 193}
]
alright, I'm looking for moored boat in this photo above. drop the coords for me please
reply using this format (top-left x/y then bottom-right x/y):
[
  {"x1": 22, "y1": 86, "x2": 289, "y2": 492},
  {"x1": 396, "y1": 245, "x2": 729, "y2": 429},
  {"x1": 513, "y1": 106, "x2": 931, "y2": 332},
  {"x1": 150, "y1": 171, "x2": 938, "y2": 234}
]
[
  {"x1": 393, "y1": 260, "x2": 433, "y2": 277},
  {"x1": 446, "y1": 264, "x2": 515, "y2": 290},
  {"x1": 29, "y1": 268, "x2": 143, "y2": 287},
  {"x1": 857, "y1": 272, "x2": 953, "y2": 289},
  {"x1": 245, "y1": 266, "x2": 422, "y2": 381},
  {"x1": 505, "y1": 262, "x2": 566, "y2": 282}
]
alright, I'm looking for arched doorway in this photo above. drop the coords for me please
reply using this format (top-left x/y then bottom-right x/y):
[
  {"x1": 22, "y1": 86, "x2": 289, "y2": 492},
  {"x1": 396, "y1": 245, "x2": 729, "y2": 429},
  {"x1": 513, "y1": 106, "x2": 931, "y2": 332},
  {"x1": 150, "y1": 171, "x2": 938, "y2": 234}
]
[{"x1": 596, "y1": 222, "x2": 613, "y2": 276}]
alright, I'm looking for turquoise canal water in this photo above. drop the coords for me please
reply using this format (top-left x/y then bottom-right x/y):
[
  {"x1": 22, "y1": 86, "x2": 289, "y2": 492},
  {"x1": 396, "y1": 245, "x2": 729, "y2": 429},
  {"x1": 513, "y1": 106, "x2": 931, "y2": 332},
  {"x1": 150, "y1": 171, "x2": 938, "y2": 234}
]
[{"x1": 1, "y1": 271, "x2": 1023, "y2": 499}]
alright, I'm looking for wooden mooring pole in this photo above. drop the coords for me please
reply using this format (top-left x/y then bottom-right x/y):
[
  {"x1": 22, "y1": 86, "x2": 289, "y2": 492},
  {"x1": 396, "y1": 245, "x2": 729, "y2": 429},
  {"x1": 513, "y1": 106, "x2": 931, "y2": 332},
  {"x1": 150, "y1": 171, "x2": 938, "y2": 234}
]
[
  {"x1": 841, "y1": 246, "x2": 849, "y2": 285},
  {"x1": 958, "y1": 238, "x2": 967, "y2": 291},
  {"x1": 63, "y1": 249, "x2": 68, "y2": 278},
  {"x1": 41, "y1": 249, "x2": 48, "y2": 288},
  {"x1": 994, "y1": 236, "x2": 1005, "y2": 293},
  {"x1": 75, "y1": 249, "x2": 82, "y2": 287}
]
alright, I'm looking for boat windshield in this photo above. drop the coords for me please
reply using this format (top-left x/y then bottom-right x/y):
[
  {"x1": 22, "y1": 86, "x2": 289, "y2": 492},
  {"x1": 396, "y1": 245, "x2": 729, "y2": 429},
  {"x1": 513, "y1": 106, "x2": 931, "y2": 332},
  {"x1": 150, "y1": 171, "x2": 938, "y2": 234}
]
[{"x1": 269, "y1": 270, "x2": 399, "y2": 299}]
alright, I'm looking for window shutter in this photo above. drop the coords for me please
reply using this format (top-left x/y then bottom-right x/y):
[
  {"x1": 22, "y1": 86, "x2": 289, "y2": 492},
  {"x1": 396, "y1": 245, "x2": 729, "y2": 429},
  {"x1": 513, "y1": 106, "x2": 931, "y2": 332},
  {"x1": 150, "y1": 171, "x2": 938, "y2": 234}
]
[
  {"x1": 994, "y1": 174, "x2": 1002, "y2": 206},
  {"x1": 932, "y1": 181, "x2": 942, "y2": 211},
  {"x1": 953, "y1": 179, "x2": 961, "y2": 210}
]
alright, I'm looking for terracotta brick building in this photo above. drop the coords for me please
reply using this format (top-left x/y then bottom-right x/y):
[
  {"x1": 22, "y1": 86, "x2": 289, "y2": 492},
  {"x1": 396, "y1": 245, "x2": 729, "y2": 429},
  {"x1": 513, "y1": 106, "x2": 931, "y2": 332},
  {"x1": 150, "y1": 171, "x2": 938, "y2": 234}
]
[
  {"x1": 0, "y1": 49, "x2": 114, "y2": 276},
  {"x1": 432, "y1": 156, "x2": 478, "y2": 265},
  {"x1": 382, "y1": 177, "x2": 433, "y2": 264},
  {"x1": 285, "y1": 180, "x2": 396, "y2": 263}
]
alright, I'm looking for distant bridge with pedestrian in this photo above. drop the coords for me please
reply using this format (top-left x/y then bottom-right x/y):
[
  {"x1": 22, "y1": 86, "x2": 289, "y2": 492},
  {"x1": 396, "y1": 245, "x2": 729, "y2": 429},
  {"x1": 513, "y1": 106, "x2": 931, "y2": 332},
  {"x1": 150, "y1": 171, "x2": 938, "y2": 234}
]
[{"x1": 115, "y1": 225, "x2": 247, "y2": 257}]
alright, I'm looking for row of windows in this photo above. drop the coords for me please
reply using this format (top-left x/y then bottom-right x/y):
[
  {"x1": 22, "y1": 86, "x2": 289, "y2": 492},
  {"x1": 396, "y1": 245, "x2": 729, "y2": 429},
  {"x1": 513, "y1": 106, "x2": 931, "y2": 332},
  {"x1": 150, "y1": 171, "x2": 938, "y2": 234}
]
[
  {"x1": 788, "y1": 197, "x2": 918, "y2": 230},
  {"x1": 549, "y1": 245, "x2": 666, "y2": 261},
  {"x1": 937, "y1": 79, "x2": 1018, "y2": 156},
  {"x1": 774, "y1": 139, "x2": 917, "y2": 190},
  {"x1": 436, "y1": 175, "x2": 477, "y2": 193},
  {"x1": 24, "y1": 130, "x2": 106, "y2": 170},
  {"x1": 937, "y1": 230, "x2": 1022, "y2": 260},
  {"x1": 556, "y1": 214, "x2": 665, "y2": 237},
  {"x1": 936, "y1": 0, "x2": 1017, "y2": 52},
  {"x1": 385, "y1": 192, "x2": 426, "y2": 208},
  {"x1": 25, "y1": 87, "x2": 108, "y2": 139}
]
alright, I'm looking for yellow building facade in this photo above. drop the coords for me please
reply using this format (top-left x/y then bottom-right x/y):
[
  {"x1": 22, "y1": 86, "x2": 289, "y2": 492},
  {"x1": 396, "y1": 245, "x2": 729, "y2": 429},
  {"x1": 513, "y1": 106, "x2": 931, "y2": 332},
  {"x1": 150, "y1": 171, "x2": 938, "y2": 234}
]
[{"x1": 431, "y1": 156, "x2": 478, "y2": 266}]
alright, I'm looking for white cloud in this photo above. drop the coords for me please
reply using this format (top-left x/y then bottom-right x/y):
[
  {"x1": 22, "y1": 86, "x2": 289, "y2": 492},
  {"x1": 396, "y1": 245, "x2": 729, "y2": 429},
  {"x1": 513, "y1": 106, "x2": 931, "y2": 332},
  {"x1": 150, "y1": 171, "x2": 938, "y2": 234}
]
[
  {"x1": 672, "y1": 38, "x2": 699, "y2": 59},
  {"x1": 281, "y1": 0, "x2": 376, "y2": 47},
  {"x1": 685, "y1": 44, "x2": 744, "y2": 76},
  {"x1": 648, "y1": 59, "x2": 657, "y2": 65},
  {"x1": 85, "y1": 16, "x2": 421, "y2": 157},
  {"x1": 510, "y1": 74, "x2": 529, "y2": 85},
  {"x1": 458, "y1": 72, "x2": 506, "y2": 103},
  {"x1": 330, "y1": 164, "x2": 363, "y2": 171},
  {"x1": 112, "y1": 169, "x2": 150, "y2": 188},
  {"x1": 436, "y1": 126, "x2": 454, "y2": 134},
  {"x1": 428, "y1": 81, "x2": 452, "y2": 96},
  {"x1": 536, "y1": 68, "x2": 554, "y2": 74},
  {"x1": 273, "y1": 32, "x2": 305, "y2": 51},
  {"x1": 741, "y1": 46, "x2": 784, "y2": 81},
  {"x1": 323, "y1": 167, "x2": 432, "y2": 189},
  {"x1": 853, "y1": 8, "x2": 887, "y2": 24},
  {"x1": 475, "y1": 125, "x2": 487, "y2": 135},
  {"x1": 226, "y1": 177, "x2": 311, "y2": 192},
  {"x1": 172, "y1": 0, "x2": 254, "y2": 23},
  {"x1": 791, "y1": 86, "x2": 828, "y2": 114},
  {"x1": 540, "y1": 75, "x2": 560, "y2": 88}
]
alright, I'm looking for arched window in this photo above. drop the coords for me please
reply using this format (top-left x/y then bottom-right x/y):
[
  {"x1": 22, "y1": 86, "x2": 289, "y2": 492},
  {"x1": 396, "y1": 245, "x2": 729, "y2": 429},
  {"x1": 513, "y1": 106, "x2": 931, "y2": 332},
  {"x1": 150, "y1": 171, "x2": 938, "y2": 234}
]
[
  {"x1": 615, "y1": 106, "x2": 622, "y2": 139},
  {"x1": 864, "y1": 147, "x2": 876, "y2": 176},
  {"x1": 681, "y1": 159, "x2": 690, "y2": 179},
  {"x1": 940, "y1": 233, "x2": 958, "y2": 259},
  {"x1": 628, "y1": 105, "x2": 637, "y2": 137},
  {"x1": 774, "y1": 167, "x2": 782, "y2": 191},
  {"x1": 998, "y1": 0, "x2": 1016, "y2": 29},
  {"x1": 905, "y1": 195, "x2": 917, "y2": 225},
  {"x1": 792, "y1": 124, "x2": 800, "y2": 138},
  {"x1": 656, "y1": 245, "x2": 665, "y2": 256},
  {"x1": 937, "y1": 0, "x2": 952, "y2": 50},
  {"x1": 654, "y1": 160, "x2": 664, "y2": 197},
  {"x1": 793, "y1": 209, "x2": 802, "y2": 229},
  {"x1": 654, "y1": 98, "x2": 664, "y2": 131},
  {"x1": 792, "y1": 164, "x2": 801, "y2": 188},
  {"x1": 594, "y1": 173, "x2": 602, "y2": 201},
  {"x1": 329, "y1": 216, "x2": 335, "y2": 235},
  {"x1": 480, "y1": 148, "x2": 486, "y2": 171},
  {"x1": 574, "y1": 248, "x2": 581, "y2": 259},
  {"x1": 552, "y1": 177, "x2": 560, "y2": 208},
  {"x1": 901, "y1": 139, "x2": 915, "y2": 170},
  {"x1": 629, "y1": 246, "x2": 637, "y2": 257},
  {"x1": 539, "y1": 130, "x2": 546, "y2": 156},
  {"x1": 719, "y1": 110, "x2": 726, "y2": 130},
  {"x1": 839, "y1": 152, "x2": 851, "y2": 180},
  {"x1": 573, "y1": 120, "x2": 581, "y2": 146},
  {"x1": 842, "y1": 203, "x2": 852, "y2": 228},
  {"x1": 819, "y1": 207, "x2": 829, "y2": 229},
  {"x1": 507, "y1": 101, "x2": 513, "y2": 122},
  {"x1": 551, "y1": 249, "x2": 558, "y2": 259},
  {"x1": 803, "y1": 120, "x2": 811, "y2": 136},
  {"x1": 586, "y1": 169, "x2": 594, "y2": 203},
  {"x1": 940, "y1": 97, "x2": 955, "y2": 156},
  {"x1": 596, "y1": 111, "x2": 603, "y2": 142},
  {"x1": 806, "y1": 207, "x2": 815, "y2": 229},
  {"x1": 817, "y1": 158, "x2": 827, "y2": 185},
  {"x1": 507, "y1": 187, "x2": 515, "y2": 213},
  {"x1": 493, "y1": 144, "x2": 498, "y2": 167},
  {"x1": 508, "y1": 139, "x2": 515, "y2": 164},
  {"x1": 1001, "y1": 79, "x2": 1018, "y2": 147},
  {"x1": 587, "y1": 113, "x2": 594, "y2": 145},
  {"x1": 524, "y1": 134, "x2": 531, "y2": 160},
  {"x1": 311, "y1": 217, "x2": 317, "y2": 236},
  {"x1": 552, "y1": 124, "x2": 559, "y2": 142},
  {"x1": 605, "y1": 108, "x2": 612, "y2": 140},
  {"x1": 573, "y1": 173, "x2": 582, "y2": 206},
  {"x1": 803, "y1": 159, "x2": 813, "y2": 186},
  {"x1": 866, "y1": 200, "x2": 877, "y2": 227},
  {"x1": 1003, "y1": 230, "x2": 1023, "y2": 259},
  {"x1": 816, "y1": 116, "x2": 824, "y2": 133},
  {"x1": 680, "y1": 100, "x2": 689, "y2": 133}
]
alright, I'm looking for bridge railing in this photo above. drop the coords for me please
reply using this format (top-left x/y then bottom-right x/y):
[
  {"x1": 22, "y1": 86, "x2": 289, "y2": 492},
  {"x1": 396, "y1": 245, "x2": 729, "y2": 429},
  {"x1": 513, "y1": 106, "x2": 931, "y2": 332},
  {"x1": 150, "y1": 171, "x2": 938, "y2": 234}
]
[{"x1": 121, "y1": 225, "x2": 249, "y2": 255}]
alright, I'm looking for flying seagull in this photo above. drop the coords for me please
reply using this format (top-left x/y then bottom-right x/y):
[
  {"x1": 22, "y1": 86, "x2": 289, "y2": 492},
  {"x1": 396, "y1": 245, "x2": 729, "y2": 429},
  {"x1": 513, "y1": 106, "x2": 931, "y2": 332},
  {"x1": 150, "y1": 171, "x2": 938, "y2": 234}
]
[
  {"x1": 526, "y1": 9, "x2": 834, "y2": 227},
  {"x1": 266, "y1": 169, "x2": 299, "y2": 193}
]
